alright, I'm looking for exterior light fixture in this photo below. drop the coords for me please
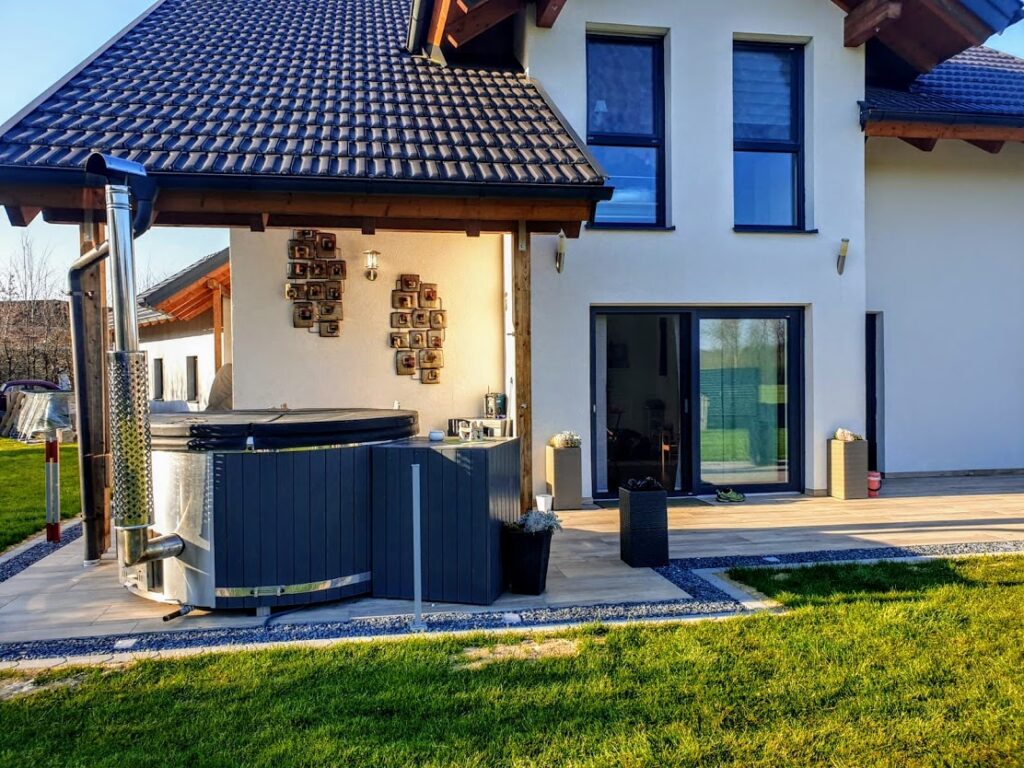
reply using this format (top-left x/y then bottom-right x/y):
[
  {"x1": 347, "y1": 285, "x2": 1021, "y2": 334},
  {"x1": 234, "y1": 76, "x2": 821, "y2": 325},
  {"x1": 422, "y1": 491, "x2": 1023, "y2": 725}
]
[
  {"x1": 363, "y1": 249, "x2": 380, "y2": 281},
  {"x1": 837, "y1": 238, "x2": 850, "y2": 275},
  {"x1": 554, "y1": 231, "x2": 567, "y2": 273}
]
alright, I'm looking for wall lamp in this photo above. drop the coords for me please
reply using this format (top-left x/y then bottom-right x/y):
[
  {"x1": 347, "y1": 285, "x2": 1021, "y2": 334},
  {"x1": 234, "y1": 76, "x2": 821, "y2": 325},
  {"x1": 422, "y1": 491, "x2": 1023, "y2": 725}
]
[
  {"x1": 554, "y1": 231, "x2": 567, "y2": 274},
  {"x1": 363, "y1": 249, "x2": 380, "y2": 281},
  {"x1": 837, "y1": 238, "x2": 850, "y2": 276}
]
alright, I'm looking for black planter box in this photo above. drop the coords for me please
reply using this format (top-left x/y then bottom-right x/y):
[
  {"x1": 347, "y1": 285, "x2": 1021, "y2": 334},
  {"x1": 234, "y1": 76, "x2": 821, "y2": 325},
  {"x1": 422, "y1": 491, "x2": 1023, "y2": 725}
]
[
  {"x1": 619, "y1": 488, "x2": 669, "y2": 567},
  {"x1": 502, "y1": 528, "x2": 553, "y2": 595}
]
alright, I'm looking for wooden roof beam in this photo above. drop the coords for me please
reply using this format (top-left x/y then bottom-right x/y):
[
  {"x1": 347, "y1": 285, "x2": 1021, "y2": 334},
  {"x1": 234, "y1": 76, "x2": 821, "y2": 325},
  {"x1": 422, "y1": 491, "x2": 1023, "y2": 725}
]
[
  {"x1": 446, "y1": 0, "x2": 525, "y2": 48},
  {"x1": 865, "y1": 120, "x2": 1024, "y2": 142},
  {"x1": 900, "y1": 136, "x2": 937, "y2": 151},
  {"x1": 918, "y1": 0, "x2": 993, "y2": 46},
  {"x1": 4, "y1": 205, "x2": 41, "y2": 227},
  {"x1": 966, "y1": 139, "x2": 1005, "y2": 154},
  {"x1": 535, "y1": 0, "x2": 566, "y2": 28},
  {"x1": 845, "y1": 0, "x2": 902, "y2": 48}
]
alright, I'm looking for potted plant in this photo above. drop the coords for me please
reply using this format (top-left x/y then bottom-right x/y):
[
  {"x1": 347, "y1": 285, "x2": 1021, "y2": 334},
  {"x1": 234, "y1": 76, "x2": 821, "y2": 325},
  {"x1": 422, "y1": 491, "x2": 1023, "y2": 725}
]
[
  {"x1": 619, "y1": 477, "x2": 669, "y2": 567},
  {"x1": 502, "y1": 510, "x2": 562, "y2": 595},
  {"x1": 546, "y1": 430, "x2": 582, "y2": 510}
]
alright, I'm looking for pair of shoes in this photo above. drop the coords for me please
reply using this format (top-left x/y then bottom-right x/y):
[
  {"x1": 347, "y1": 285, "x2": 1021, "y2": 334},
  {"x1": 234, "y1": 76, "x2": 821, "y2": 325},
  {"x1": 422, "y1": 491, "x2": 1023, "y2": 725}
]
[{"x1": 716, "y1": 488, "x2": 746, "y2": 503}]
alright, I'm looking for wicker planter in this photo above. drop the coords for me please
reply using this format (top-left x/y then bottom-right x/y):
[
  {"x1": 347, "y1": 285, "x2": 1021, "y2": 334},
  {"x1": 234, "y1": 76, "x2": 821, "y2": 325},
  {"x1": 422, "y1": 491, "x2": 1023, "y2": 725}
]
[
  {"x1": 502, "y1": 528, "x2": 553, "y2": 595},
  {"x1": 545, "y1": 445, "x2": 582, "y2": 510},
  {"x1": 619, "y1": 487, "x2": 669, "y2": 567}
]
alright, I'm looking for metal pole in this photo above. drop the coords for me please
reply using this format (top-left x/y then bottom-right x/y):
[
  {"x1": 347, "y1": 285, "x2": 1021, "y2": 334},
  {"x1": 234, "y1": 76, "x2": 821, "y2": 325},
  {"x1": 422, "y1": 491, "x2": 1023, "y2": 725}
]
[
  {"x1": 45, "y1": 431, "x2": 60, "y2": 543},
  {"x1": 411, "y1": 463, "x2": 425, "y2": 631}
]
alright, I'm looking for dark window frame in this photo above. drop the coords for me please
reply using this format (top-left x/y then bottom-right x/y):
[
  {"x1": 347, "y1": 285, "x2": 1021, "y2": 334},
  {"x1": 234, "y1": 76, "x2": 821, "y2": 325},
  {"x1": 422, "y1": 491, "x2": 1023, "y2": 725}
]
[
  {"x1": 152, "y1": 358, "x2": 164, "y2": 401},
  {"x1": 186, "y1": 355, "x2": 199, "y2": 402},
  {"x1": 586, "y1": 34, "x2": 667, "y2": 229},
  {"x1": 733, "y1": 41, "x2": 806, "y2": 232}
]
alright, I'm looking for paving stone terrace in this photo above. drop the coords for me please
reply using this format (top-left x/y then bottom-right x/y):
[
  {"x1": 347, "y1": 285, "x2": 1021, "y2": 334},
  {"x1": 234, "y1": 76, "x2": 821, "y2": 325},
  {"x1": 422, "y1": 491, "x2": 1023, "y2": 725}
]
[{"x1": 2, "y1": 476, "x2": 1023, "y2": 663}]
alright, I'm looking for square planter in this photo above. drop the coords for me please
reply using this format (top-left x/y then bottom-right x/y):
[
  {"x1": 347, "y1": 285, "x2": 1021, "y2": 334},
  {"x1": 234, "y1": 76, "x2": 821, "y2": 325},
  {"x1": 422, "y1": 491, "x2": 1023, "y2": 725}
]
[
  {"x1": 619, "y1": 488, "x2": 669, "y2": 567},
  {"x1": 828, "y1": 439, "x2": 869, "y2": 500},
  {"x1": 502, "y1": 528, "x2": 553, "y2": 595},
  {"x1": 546, "y1": 445, "x2": 582, "y2": 510}
]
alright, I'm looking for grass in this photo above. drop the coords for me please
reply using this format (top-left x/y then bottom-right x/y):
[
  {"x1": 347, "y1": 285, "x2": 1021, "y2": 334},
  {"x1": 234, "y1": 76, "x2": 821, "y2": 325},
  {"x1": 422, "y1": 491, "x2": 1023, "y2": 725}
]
[
  {"x1": 3, "y1": 556, "x2": 1024, "y2": 766},
  {"x1": 0, "y1": 438, "x2": 80, "y2": 551}
]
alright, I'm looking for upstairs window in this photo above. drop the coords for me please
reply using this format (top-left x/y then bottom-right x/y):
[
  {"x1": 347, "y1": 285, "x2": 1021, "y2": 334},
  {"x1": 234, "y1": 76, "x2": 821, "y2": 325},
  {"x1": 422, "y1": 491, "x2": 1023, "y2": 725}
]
[
  {"x1": 733, "y1": 42, "x2": 805, "y2": 230},
  {"x1": 586, "y1": 35, "x2": 665, "y2": 227}
]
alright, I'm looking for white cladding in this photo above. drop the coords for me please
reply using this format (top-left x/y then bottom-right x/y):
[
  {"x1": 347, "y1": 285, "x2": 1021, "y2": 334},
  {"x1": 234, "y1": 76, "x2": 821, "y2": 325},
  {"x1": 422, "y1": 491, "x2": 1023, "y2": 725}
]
[{"x1": 866, "y1": 139, "x2": 1024, "y2": 474}]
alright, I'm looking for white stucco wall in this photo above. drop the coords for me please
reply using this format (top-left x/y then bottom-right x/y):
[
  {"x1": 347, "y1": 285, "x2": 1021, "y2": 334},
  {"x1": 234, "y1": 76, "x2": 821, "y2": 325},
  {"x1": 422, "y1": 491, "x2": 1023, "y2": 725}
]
[
  {"x1": 524, "y1": 0, "x2": 866, "y2": 495},
  {"x1": 866, "y1": 139, "x2": 1024, "y2": 474},
  {"x1": 140, "y1": 311, "x2": 216, "y2": 410},
  {"x1": 229, "y1": 229, "x2": 505, "y2": 435}
]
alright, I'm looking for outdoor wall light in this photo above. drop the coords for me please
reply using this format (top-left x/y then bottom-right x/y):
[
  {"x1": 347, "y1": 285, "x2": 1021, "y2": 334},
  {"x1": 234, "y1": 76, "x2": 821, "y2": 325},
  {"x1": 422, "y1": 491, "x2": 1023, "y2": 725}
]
[
  {"x1": 554, "y1": 231, "x2": 567, "y2": 273},
  {"x1": 364, "y1": 249, "x2": 380, "y2": 281},
  {"x1": 837, "y1": 238, "x2": 850, "y2": 276}
]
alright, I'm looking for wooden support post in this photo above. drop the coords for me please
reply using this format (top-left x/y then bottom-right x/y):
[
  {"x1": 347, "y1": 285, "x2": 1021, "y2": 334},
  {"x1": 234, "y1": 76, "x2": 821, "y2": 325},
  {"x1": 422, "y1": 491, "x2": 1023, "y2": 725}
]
[
  {"x1": 209, "y1": 280, "x2": 224, "y2": 371},
  {"x1": 513, "y1": 222, "x2": 533, "y2": 512},
  {"x1": 72, "y1": 222, "x2": 111, "y2": 561}
]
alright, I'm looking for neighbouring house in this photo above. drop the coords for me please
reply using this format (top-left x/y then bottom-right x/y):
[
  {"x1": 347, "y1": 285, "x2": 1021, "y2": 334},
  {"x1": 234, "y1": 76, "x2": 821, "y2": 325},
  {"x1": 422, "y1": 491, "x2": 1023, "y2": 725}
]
[
  {"x1": 1, "y1": 0, "x2": 1023, "y2": 513},
  {"x1": 134, "y1": 248, "x2": 231, "y2": 410}
]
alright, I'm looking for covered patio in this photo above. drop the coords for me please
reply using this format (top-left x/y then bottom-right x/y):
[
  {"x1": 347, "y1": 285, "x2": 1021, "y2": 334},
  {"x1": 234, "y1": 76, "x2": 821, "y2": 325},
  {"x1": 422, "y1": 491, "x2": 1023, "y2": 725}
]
[{"x1": 2, "y1": 476, "x2": 1023, "y2": 657}]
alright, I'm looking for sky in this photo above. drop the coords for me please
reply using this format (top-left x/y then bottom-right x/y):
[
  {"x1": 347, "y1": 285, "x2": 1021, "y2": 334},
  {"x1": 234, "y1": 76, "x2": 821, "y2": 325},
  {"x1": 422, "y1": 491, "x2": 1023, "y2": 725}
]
[{"x1": 1, "y1": 1, "x2": 1023, "y2": 289}]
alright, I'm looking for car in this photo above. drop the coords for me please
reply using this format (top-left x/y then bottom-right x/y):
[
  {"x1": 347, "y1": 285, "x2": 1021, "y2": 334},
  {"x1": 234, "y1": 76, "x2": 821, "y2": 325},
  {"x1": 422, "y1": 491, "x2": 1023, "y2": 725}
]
[{"x1": 0, "y1": 379, "x2": 61, "y2": 414}]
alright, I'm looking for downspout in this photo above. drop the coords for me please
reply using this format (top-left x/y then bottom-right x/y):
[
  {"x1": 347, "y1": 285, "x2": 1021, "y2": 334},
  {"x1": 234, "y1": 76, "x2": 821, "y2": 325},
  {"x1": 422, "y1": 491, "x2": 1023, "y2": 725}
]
[
  {"x1": 406, "y1": 0, "x2": 427, "y2": 53},
  {"x1": 76, "y1": 153, "x2": 183, "y2": 567}
]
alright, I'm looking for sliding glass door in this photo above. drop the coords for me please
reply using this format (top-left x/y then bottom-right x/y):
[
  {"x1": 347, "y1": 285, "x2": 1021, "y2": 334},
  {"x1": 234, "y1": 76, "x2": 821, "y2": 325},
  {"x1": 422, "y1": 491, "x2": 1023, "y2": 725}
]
[{"x1": 592, "y1": 308, "x2": 802, "y2": 497}]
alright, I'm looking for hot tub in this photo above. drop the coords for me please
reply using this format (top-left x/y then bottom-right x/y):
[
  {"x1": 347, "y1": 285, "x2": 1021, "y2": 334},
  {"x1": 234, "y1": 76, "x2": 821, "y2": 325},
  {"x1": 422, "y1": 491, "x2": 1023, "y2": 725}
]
[{"x1": 123, "y1": 408, "x2": 418, "y2": 610}]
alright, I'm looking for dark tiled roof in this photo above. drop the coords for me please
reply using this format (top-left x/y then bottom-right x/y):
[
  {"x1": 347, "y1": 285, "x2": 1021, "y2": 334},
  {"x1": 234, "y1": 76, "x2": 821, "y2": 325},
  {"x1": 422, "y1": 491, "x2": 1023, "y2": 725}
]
[
  {"x1": 139, "y1": 247, "x2": 229, "y2": 310},
  {"x1": 0, "y1": 0, "x2": 604, "y2": 190},
  {"x1": 865, "y1": 46, "x2": 1024, "y2": 122}
]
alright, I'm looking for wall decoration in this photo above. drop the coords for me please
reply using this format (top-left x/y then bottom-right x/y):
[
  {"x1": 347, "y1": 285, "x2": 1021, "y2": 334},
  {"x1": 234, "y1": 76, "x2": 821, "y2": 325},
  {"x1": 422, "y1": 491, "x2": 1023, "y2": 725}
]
[
  {"x1": 283, "y1": 229, "x2": 347, "y2": 340},
  {"x1": 419, "y1": 283, "x2": 440, "y2": 309},
  {"x1": 396, "y1": 351, "x2": 417, "y2": 375},
  {"x1": 389, "y1": 275, "x2": 447, "y2": 385}
]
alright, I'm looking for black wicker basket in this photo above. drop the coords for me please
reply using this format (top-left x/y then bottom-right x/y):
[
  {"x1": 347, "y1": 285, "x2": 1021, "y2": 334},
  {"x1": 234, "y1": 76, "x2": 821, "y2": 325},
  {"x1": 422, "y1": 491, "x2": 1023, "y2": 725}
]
[{"x1": 619, "y1": 487, "x2": 669, "y2": 567}]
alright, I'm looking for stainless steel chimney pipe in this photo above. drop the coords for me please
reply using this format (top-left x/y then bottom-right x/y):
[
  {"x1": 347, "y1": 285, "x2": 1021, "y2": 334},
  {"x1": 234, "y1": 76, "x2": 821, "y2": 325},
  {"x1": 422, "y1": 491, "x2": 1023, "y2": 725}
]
[{"x1": 107, "y1": 185, "x2": 141, "y2": 353}]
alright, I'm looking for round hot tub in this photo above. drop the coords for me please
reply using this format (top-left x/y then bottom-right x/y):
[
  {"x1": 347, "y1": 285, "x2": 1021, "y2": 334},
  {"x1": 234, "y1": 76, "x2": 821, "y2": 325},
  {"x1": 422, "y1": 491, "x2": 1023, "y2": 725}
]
[{"x1": 123, "y1": 408, "x2": 418, "y2": 610}]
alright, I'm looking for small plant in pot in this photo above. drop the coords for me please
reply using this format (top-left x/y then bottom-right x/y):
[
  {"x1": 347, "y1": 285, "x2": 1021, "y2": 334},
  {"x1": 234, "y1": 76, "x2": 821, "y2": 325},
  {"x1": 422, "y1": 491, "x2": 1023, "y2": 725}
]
[{"x1": 502, "y1": 510, "x2": 562, "y2": 595}]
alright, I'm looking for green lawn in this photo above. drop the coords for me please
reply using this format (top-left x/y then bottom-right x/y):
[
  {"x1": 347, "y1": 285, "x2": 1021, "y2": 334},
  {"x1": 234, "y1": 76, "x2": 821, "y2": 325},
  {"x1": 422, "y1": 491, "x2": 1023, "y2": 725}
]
[
  {"x1": 3, "y1": 556, "x2": 1024, "y2": 767},
  {"x1": 0, "y1": 438, "x2": 80, "y2": 551}
]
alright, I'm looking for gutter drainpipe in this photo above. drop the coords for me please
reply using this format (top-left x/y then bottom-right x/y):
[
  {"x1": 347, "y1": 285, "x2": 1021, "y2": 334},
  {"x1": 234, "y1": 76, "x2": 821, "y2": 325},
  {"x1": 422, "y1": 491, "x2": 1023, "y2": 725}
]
[
  {"x1": 406, "y1": 0, "x2": 427, "y2": 54},
  {"x1": 72, "y1": 153, "x2": 182, "y2": 567}
]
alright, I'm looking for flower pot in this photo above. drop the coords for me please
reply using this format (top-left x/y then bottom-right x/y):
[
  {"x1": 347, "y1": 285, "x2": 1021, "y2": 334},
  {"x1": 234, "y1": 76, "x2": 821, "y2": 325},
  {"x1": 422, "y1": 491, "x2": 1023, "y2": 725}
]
[
  {"x1": 546, "y1": 445, "x2": 582, "y2": 510},
  {"x1": 619, "y1": 487, "x2": 669, "y2": 567},
  {"x1": 502, "y1": 527, "x2": 553, "y2": 595}
]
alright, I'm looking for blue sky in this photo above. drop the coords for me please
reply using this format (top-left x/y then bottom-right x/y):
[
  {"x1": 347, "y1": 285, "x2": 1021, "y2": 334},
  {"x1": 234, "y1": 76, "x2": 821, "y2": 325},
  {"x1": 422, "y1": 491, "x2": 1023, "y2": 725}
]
[{"x1": 1, "y1": 1, "x2": 1023, "y2": 285}]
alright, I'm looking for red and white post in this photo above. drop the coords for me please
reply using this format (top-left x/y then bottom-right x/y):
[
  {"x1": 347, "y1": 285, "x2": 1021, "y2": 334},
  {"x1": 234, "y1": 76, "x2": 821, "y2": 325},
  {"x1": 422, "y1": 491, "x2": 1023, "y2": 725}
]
[{"x1": 45, "y1": 432, "x2": 61, "y2": 543}]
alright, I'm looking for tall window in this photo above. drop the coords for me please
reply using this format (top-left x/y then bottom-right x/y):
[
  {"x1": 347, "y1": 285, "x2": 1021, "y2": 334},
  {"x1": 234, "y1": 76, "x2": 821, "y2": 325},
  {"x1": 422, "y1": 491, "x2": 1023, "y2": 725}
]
[
  {"x1": 186, "y1": 356, "x2": 198, "y2": 402},
  {"x1": 152, "y1": 358, "x2": 164, "y2": 401},
  {"x1": 733, "y1": 42, "x2": 805, "y2": 230},
  {"x1": 586, "y1": 35, "x2": 665, "y2": 227}
]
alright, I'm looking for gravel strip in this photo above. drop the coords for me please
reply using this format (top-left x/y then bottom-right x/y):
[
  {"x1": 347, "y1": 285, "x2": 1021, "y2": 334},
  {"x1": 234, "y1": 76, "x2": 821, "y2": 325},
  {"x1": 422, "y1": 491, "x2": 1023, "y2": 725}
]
[{"x1": 0, "y1": 523, "x2": 82, "y2": 584}]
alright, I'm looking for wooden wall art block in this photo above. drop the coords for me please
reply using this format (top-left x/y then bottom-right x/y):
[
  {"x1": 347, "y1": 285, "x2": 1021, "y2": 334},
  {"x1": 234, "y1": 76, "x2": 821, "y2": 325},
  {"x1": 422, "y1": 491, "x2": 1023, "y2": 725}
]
[
  {"x1": 285, "y1": 283, "x2": 307, "y2": 300},
  {"x1": 392, "y1": 290, "x2": 417, "y2": 310},
  {"x1": 319, "y1": 301, "x2": 342, "y2": 321},
  {"x1": 418, "y1": 349, "x2": 444, "y2": 369},
  {"x1": 288, "y1": 262, "x2": 309, "y2": 279},
  {"x1": 419, "y1": 283, "x2": 440, "y2": 309},
  {"x1": 391, "y1": 312, "x2": 412, "y2": 328},
  {"x1": 317, "y1": 233, "x2": 337, "y2": 255},
  {"x1": 295, "y1": 229, "x2": 317, "y2": 240},
  {"x1": 400, "y1": 274, "x2": 420, "y2": 291},
  {"x1": 430, "y1": 310, "x2": 447, "y2": 329},
  {"x1": 409, "y1": 330, "x2": 427, "y2": 349},
  {"x1": 390, "y1": 332, "x2": 410, "y2": 349},
  {"x1": 310, "y1": 262, "x2": 327, "y2": 279},
  {"x1": 325, "y1": 281, "x2": 343, "y2": 301},
  {"x1": 327, "y1": 261, "x2": 347, "y2": 280},
  {"x1": 412, "y1": 309, "x2": 430, "y2": 328},
  {"x1": 396, "y1": 351, "x2": 417, "y2": 375},
  {"x1": 421, "y1": 369, "x2": 441, "y2": 384},
  {"x1": 307, "y1": 282, "x2": 326, "y2": 301},
  {"x1": 293, "y1": 302, "x2": 314, "y2": 328},
  {"x1": 288, "y1": 240, "x2": 314, "y2": 260},
  {"x1": 427, "y1": 330, "x2": 445, "y2": 348},
  {"x1": 319, "y1": 320, "x2": 340, "y2": 337}
]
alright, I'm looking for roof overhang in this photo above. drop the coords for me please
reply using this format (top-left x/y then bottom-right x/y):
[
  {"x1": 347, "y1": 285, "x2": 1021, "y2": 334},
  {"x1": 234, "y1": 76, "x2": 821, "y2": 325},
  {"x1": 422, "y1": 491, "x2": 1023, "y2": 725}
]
[{"x1": 861, "y1": 110, "x2": 1024, "y2": 152}]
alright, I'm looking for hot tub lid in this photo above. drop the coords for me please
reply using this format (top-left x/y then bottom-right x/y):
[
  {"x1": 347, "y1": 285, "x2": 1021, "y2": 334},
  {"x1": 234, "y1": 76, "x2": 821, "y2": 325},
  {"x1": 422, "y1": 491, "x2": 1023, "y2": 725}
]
[{"x1": 150, "y1": 409, "x2": 419, "y2": 451}]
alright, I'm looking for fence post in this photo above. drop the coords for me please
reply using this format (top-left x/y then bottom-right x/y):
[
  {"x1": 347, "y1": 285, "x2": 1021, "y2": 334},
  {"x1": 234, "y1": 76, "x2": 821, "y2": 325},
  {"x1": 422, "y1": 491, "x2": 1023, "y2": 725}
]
[{"x1": 45, "y1": 432, "x2": 61, "y2": 543}]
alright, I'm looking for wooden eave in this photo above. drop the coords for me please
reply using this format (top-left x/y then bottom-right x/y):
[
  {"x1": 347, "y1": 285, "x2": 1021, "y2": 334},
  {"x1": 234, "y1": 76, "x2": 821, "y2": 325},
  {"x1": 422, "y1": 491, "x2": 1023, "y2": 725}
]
[
  {"x1": 150, "y1": 261, "x2": 231, "y2": 323},
  {"x1": 426, "y1": 0, "x2": 566, "y2": 53},
  {"x1": 0, "y1": 184, "x2": 595, "y2": 238},
  {"x1": 864, "y1": 119, "x2": 1023, "y2": 152}
]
